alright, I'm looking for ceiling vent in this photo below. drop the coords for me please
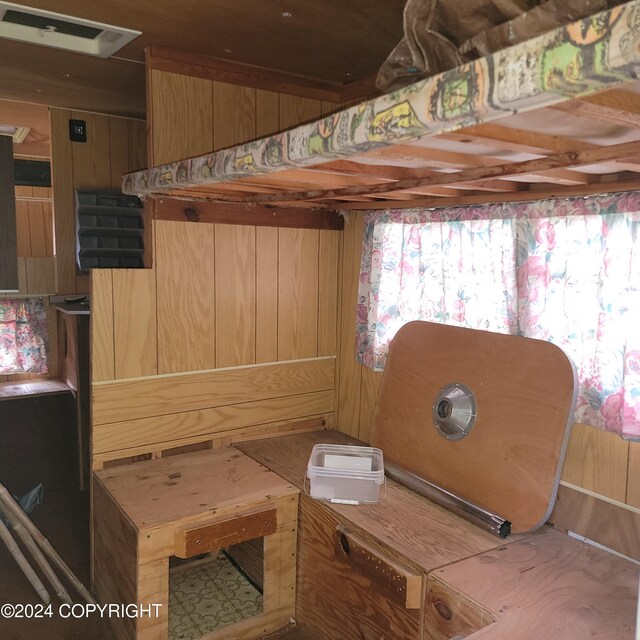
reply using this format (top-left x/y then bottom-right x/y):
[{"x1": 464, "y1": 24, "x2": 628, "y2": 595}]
[
  {"x1": 0, "y1": 2, "x2": 140, "y2": 57},
  {"x1": 0, "y1": 124, "x2": 30, "y2": 143}
]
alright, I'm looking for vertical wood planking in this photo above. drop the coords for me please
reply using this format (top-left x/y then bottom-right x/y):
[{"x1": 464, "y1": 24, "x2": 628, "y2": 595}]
[
  {"x1": 336, "y1": 213, "x2": 365, "y2": 437},
  {"x1": 15, "y1": 200, "x2": 31, "y2": 256},
  {"x1": 359, "y1": 368, "x2": 384, "y2": 443},
  {"x1": 71, "y1": 111, "x2": 112, "y2": 189},
  {"x1": 560, "y1": 423, "x2": 629, "y2": 503},
  {"x1": 256, "y1": 90, "x2": 280, "y2": 138},
  {"x1": 127, "y1": 119, "x2": 147, "y2": 172},
  {"x1": 156, "y1": 220, "x2": 215, "y2": 374},
  {"x1": 112, "y1": 269, "x2": 157, "y2": 379},
  {"x1": 279, "y1": 95, "x2": 323, "y2": 129},
  {"x1": 317, "y1": 230, "x2": 340, "y2": 357},
  {"x1": 148, "y1": 70, "x2": 213, "y2": 165},
  {"x1": 256, "y1": 227, "x2": 278, "y2": 363},
  {"x1": 214, "y1": 224, "x2": 256, "y2": 368},
  {"x1": 91, "y1": 269, "x2": 115, "y2": 382},
  {"x1": 277, "y1": 228, "x2": 319, "y2": 361},
  {"x1": 42, "y1": 201, "x2": 54, "y2": 256},
  {"x1": 627, "y1": 443, "x2": 640, "y2": 508},
  {"x1": 50, "y1": 108, "x2": 75, "y2": 293},
  {"x1": 109, "y1": 117, "x2": 130, "y2": 189},
  {"x1": 27, "y1": 201, "x2": 47, "y2": 256},
  {"x1": 213, "y1": 82, "x2": 256, "y2": 150},
  {"x1": 24, "y1": 257, "x2": 56, "y2": 294}
]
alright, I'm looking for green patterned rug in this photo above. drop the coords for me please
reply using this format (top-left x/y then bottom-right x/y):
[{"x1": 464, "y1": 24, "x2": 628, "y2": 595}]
[{"x1": 169, "y1": 554, "x2": 262, "y2": 639}]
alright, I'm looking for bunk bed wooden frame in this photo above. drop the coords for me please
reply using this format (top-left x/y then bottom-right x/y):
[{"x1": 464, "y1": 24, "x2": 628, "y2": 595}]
[{"x1": 124, "y1": 0, "x2": 640, "y2": 218}]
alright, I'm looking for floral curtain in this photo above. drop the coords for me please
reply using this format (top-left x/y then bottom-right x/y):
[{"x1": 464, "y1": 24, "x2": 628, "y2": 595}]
[
  {"x1": 356, "y1": 192, "x2": 640, "y2": 439},
  {"x1": 0, "y1": 298, "x2": 48, "y2": 375}
]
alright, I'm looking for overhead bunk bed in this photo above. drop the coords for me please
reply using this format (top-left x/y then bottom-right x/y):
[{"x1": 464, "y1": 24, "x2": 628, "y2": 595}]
[{"x1": 123, "y1": 0, "x2": 640, "y2": 216}]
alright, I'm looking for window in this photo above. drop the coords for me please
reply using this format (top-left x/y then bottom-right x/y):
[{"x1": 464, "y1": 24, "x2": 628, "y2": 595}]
[{"x1": 356, "y1": 193, "x2": 640, "y2": 439}]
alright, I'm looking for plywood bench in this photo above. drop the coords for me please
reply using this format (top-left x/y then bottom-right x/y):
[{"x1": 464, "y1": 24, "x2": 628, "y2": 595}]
[
  {"x1": 236, "y1": 430, "x2": 639, "y2": 640},
  {"x1": 93, "y1": 447, "x2": 299, "y2": 640}
]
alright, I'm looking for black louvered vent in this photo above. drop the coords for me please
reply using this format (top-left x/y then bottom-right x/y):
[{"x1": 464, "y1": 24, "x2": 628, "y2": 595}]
[{"x1": 2, "y1": 9, "x2": 103, "y2": 39}]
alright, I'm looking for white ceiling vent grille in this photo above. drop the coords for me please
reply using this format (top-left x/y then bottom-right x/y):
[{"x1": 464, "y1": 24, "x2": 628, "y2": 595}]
[
  {"x1": 0, "y1": 125, "x2": 30, "y2": 143},
  {"x1": 0, "y1": 2, "x2": 140, "y2": 57}
]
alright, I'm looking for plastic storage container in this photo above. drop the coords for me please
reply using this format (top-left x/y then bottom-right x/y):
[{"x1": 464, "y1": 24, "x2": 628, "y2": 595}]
[{"x1": 306, "y1": 444, "x2": 385, "y2": 504}]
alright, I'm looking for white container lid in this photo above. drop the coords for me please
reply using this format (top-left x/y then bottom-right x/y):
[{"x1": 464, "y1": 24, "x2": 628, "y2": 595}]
[{"x1": 307, "y1": 444, "x2": 385, "y2": 483}]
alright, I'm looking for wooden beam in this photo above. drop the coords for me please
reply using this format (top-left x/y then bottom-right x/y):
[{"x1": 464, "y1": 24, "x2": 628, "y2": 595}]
[
  {"x1": 512, "y1": 169, "x2": 595, "y2": 186},
  {"x1": 146, "y1": 45, "x2": 342, "y2": 103},
  {"x1": 340, "y1": 74, "x2": 380, "y2": 104},
  {"x1": 232, "y1": 140, "x2": 640, "y2": 204},
  {"x1": 337, "y1": 177, "x2": 640, "y2": 210},
  {"x1": 551, "y1": 89, "x2": 640, "y2": 129},
  {"x1": 152, "y1": 197, "x2": 344, "y2": 230},
  {"x1": 448, "y1": 122, "x2": 640, "y2": 174},
  {"x1": 0, "y1": 136, "x2": 18, "y2": 291},
  {"x1": 446, "y1": 123, "x2": 595, "y2": 155}
]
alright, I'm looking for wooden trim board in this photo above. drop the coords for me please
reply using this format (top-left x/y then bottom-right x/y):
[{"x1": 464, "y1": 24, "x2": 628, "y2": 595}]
[
  {"x1": 147, "y1": 45, "x2": 342, "y2": 102},
  {"x1": 551, "y1": 483, "x2": 640, "y2": 561},
  {"x1": 92, "y1": 357, "x2": 335, "y2": 425},
  {"x1": 153, "y1": 197, "x2": 343, "y2": 229}
]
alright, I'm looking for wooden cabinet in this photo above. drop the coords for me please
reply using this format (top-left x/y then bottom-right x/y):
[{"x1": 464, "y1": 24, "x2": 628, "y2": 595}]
[
  {"x1": 93, "y1": 447, "x2": 299, "y2": 640},
  {"x1": 296, "y1": 495, "x2": 422, "y2": 640}
]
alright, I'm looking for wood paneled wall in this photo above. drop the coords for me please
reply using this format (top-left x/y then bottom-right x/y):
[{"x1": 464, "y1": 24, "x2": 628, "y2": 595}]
[
  {"x1": 335, "y1": 211, "x2": 640, "y2": 560},
  {"x1": 148, "y1": 69, "x2": 341, "y2": 166},
  {"x1": 90, "y1": 220, "x2": 340, "y2": 466},
  {"x1": 50, "y1": 108, "x2": 146, "y2": 294},
  {"x1": 88, "y1": 66, "x2": 344, "y2": 467}
]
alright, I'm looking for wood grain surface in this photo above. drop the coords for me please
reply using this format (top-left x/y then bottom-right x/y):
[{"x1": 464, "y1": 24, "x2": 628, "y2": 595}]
[
  {"x1": 156, "y1": 220, "x2": 216, "y2": 373},
  {"x1": 93, "y1": 390, "x2": 334, "y2": 455},
  {"x1": 628, "y1": 444, "x2": 640, "y2": 508},
  {"x1": 317, "y1": 231, "x2": 340, "y2": 357},
  {"x1": 215, "y1": 224, "x2": 256, "y2": 367},
  {"x1": 336, "y1": 213, "x2": 365, "y2": 437},
  {"x1": 93, "y1": 357, "x2": 334, "y2": 424},
  {"x1": 112, "y1": 269, "x2": 157, "y2": 379},
  {"x1": 236, "y1": 431, "x2": 514, "y2": 574},
  {"x1": 561, "y1": 423, "x2": 630, "y2": 502},
  {"x1": 95, "y1": 447, "x2": 297, "y2": 532},
  {"x1": 278, "y1": 228, "x2": 319, "y2": 360},
  {"x1": 256, "y1": 226, "x2": 279, "y2": 363},
  {"x1": 91, "y1": 270, "x2": 115, "y2": 382},
  {"x1": 148, "y1": 70, "x2": 214, "y2": 166},
  {"x1": 50, "y1": 107, "x2": 146, "y2": 294},
  {"x1": 176, "y1": 508, "x2": 277, "y2": 558},
  {"x1": 371, "y1": 321, "x2": 576, "y2": 533},
  {"x1": 552, "y1": 484, "x2": 640, "y2": 561},
  {"x1": 213, "y1": 82, "x2": 256, "y2": 150},
  {"x1": 429, "y1": 528, "x2": 638, "y2": 639},
  {"x1": 296, "y1": 494, "x2": 421, "y2": 640}
]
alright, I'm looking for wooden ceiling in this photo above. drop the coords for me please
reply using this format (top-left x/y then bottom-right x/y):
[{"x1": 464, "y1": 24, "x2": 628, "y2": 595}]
[
  {"x1": 0, "y1": 0, "x2": 405, "y2": 117},
  {"x1": 152, "y1": 84, "x2": 640, "y2": 212}
]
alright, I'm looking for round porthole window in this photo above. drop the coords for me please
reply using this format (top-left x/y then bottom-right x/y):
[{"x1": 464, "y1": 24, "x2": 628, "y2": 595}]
[{"x1": 432, "y1": 383, "x2": 477, "y2": 441}]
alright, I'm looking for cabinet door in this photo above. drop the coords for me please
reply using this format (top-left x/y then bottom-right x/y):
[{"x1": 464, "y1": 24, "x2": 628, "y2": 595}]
[{"x1": 296, "y1": 495, "x2": 423, "y2": 640}]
